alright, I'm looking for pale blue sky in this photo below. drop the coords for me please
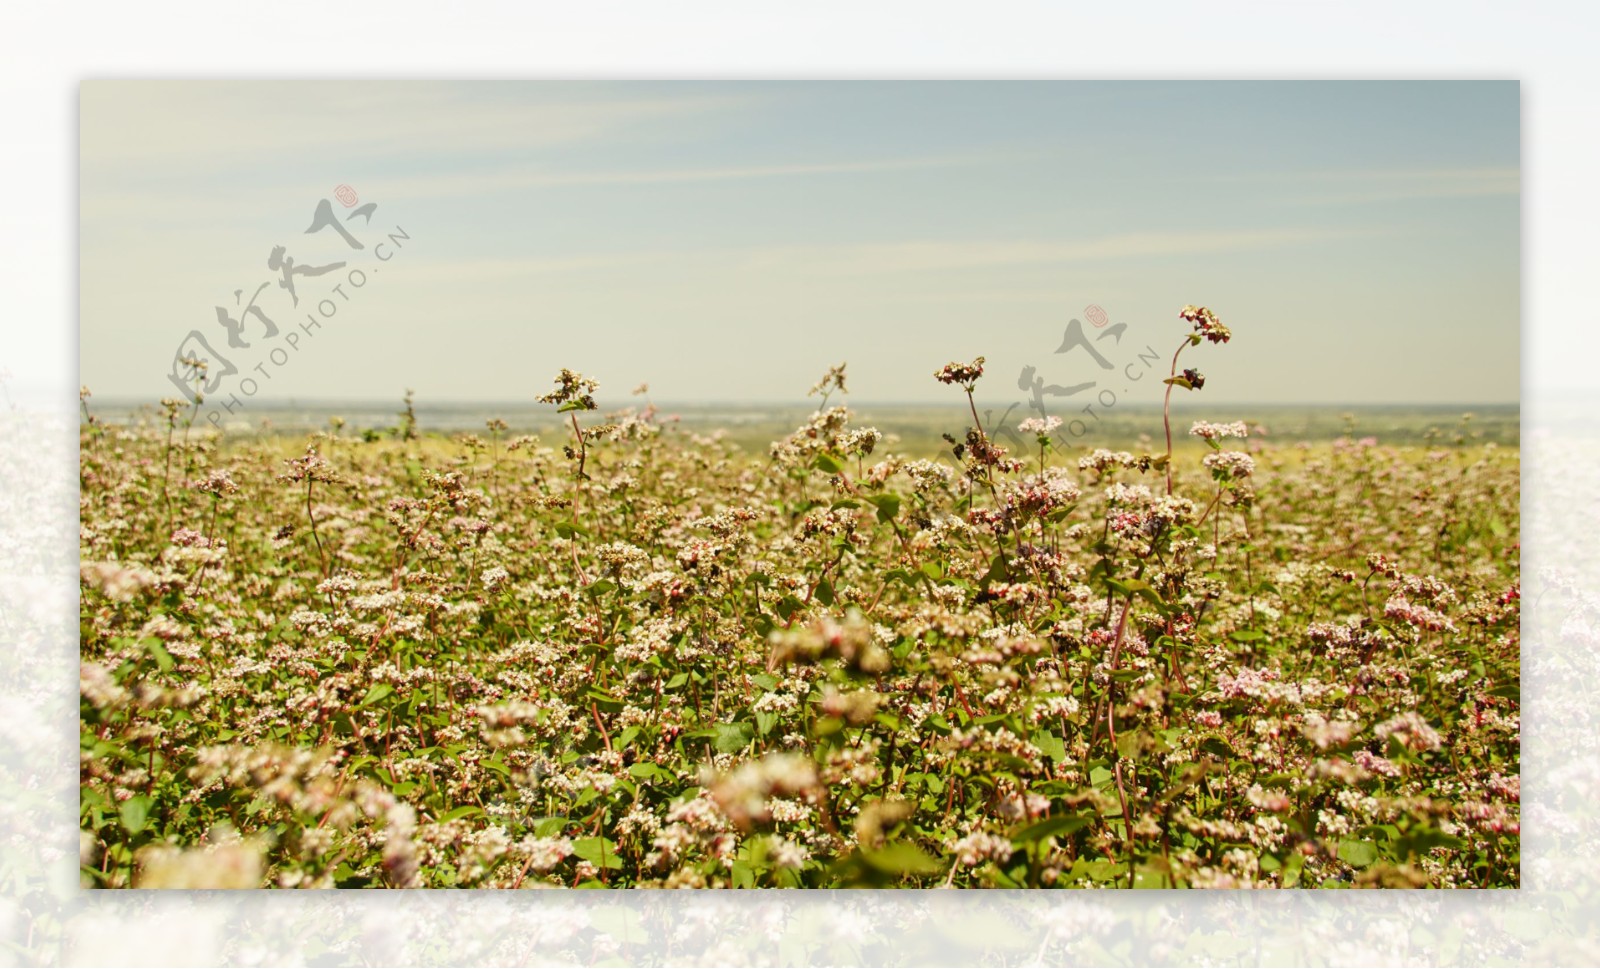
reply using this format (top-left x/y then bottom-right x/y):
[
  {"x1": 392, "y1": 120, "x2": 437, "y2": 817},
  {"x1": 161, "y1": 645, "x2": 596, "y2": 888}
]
[{"x1": 80, "y1": 81, "x2": 1518, "y2": 405}]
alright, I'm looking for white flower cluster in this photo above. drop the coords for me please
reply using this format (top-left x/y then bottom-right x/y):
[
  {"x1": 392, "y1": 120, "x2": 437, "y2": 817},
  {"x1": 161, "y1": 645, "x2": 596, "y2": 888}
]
[
  {"x1": 1079, "y1": 449, "x2": 1139, "y2": 473},
  {"x1": 1375, "y1": 711, "x2": 1444, "y2": 751},
  {"x1": 1018, "y1": 415, "x2": 1062, "y2": 435},
  {"x1": 1203, "y1": 451, "x2": 1256, "y2": 479},
  {"x1": 951, "y1": 830, "x2": 1015, "y2": 868},
  {"x1": 1189, "y1": 420, "x2": 1250, "y2": 442}
]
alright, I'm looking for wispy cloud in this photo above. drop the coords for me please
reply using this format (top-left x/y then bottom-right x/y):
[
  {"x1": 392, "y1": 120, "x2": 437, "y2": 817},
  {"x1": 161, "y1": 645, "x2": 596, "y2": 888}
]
[
  {"x1": 740, "y1": 228, "x2": 1368, "y2": 274},
  {"x1": 80, "y1": 81, "x2": 747, "y2": 172},
  {"x1": 361, "y1": 153, "x2": 1019, "y2": 199},
  {"x1": 402, "y1": 227, "x2": 1366, "y2": 282},
  {"x1": 1289, "y1": 183, "x2": 1518, "y2": 206},
  {"x1": 81, "y1": 151, "x2": 1021, "y2": 225},
  {"x1": 1190, "y1": 166, "x2": 1518, "y2": 204},
  {"x1": 1197, "y1": 166, "x2": 1517, "y2": 184}
]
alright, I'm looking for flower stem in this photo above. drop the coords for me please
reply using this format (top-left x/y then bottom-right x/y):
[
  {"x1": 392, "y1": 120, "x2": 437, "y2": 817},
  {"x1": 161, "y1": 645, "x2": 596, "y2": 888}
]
[{"x1": 1163, "y1": 339, "x2": 1189, "y2": 496}]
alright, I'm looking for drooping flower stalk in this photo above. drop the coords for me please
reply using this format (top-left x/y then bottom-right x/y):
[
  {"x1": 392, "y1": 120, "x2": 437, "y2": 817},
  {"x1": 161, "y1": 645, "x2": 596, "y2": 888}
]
[{"x1": 1161, "y1": 306, "x2": 1232, "y2": 494}]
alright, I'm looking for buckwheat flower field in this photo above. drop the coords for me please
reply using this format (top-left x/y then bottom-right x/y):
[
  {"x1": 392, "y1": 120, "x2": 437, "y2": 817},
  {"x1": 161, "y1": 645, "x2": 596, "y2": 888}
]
[{"x1": 78, "y1": 308, "x2": 1519, "y2": 889}]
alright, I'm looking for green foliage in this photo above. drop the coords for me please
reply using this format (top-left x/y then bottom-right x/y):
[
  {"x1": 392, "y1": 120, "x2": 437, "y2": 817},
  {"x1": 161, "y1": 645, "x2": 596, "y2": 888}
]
[{"x1": 76, "y1": 370, "x2": 1520, "y2": 890}]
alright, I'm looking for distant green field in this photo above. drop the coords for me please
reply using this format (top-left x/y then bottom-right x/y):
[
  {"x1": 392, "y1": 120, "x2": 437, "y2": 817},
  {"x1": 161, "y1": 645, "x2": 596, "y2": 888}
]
[
  {"x1": 675, "y1": 403, "x2": 1518, "y2": 457},
  {"x1": 95, "y1": 398, "x2": 1518, "y2": 459}
]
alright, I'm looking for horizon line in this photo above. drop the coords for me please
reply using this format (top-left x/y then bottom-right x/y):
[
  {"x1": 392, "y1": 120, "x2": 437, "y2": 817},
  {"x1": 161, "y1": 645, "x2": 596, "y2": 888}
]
[{"x1": 85, "y1": 394, "x2": 1523, "y2": 410}]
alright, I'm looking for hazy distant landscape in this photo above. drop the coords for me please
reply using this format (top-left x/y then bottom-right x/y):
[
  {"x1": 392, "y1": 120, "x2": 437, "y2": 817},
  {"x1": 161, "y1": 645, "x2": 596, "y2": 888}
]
[{"x1": 90, "y1": 397, "x2": 1520, "y2": 454}]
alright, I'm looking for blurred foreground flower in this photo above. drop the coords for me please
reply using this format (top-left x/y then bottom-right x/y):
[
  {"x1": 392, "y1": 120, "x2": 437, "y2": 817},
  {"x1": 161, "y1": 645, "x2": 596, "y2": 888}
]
[{"x1": 134, "y1": 825, "x2": 265, "y2": 889}]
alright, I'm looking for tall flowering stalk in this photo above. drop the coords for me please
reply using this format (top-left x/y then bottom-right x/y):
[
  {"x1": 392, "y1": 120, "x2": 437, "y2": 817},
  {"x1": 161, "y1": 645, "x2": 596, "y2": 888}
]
[
  {"x1": 277, "y1": 445, "x2": 342, "y2": 582},
  {"x1": 486, "y1": 417, "x2": 508, "y2": 501},
  {"x1": 934, "y1": 356, "x2": 1011, "y2": 506},
  {"x1": 539, "y1": 368, "x2": 599, "y2": 481},
  {"x1": 539, "y1": 368, "x2": 600, "y2": 583},
  {"x1": 187, "y1": 469, "x2": 237, "y2": 593},
  {"x1": 1019, "y1": 416, "x2": 1062, "y2": 473},
  {"x1": 808, "y1": 362, "x2": 848, "y2": 410},
  {"x1": 159, "y1": 357, "x2": 209, "y2": 531},
  {"x1": 1161, "y1": 305, "x2": 1232, "y2": 495},
  {"x1": 159, "y1": 396, "x2": 182, "y2": 529},
  {"x1": 398, "y1": 388, "x2": 419, "y2": 441}
]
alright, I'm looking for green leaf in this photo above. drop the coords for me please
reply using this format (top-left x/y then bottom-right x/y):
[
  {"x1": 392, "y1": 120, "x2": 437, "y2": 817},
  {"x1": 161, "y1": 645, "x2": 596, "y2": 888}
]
[
  {"x1": 144, "y1": 639, "x2": 175, "y2": 674},
  {"x1": 531, "y1": 816, "x2": 567, "y2": 837},
  {"x1": 866, "y1": 493, "x2": 901, "y2": 523},
  {"x1": 1032, "y1": 731, "x2": 1067, "y2": 763},
  {"x1": 1281, "y1": 850, "x2": 1305, "y2": 888},
  {"x1": 436, "y1": 806, "x2": 483, "y2": 824},
  {"x1": 813, "y1": 453, "x2": 845, "y2": 475},
  {"x1": 984, "y1": 554, "x2": 1008, "y2": 585},
  {"x1": 1012, "y1": 814, "x2": 1088, "y2": 846},
  {"x1": 118, "y1": 795, "x2": 152, "y2": 835},
  {"x1": 1115, "y1": 729, "x2": 1146, "y2": 759},
  {"x1": 1338, "y1": 839, "x2": 1379, "y2": 868},
  {"x1": 359, "y1": 683, "x2": 395, "y2": 707},
  {"x1": 571, "y1": 837, "x2": 624, "y2": 870},
  {"x1": 709, "y1": 721, "x2": 755, "y2": 754},
  {"x1": 1394, "y1": 826, "x2": 1465, "y2": 859},
  {"x1": 1106, "y1": 578, "x2": 1169, "y2": 613},
  {"x1": 861, "y1": 841, "x2": 945, "y2": 875},
  {"x1": 1487, "y1": 682, "x2": 1520, "y2": 700},
  {"x1": 813, "y1": 716, "x2": 846, "y2": 740},
  {"x1": 882, "y1": 569, "x2": 916, "y2": 590}
]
